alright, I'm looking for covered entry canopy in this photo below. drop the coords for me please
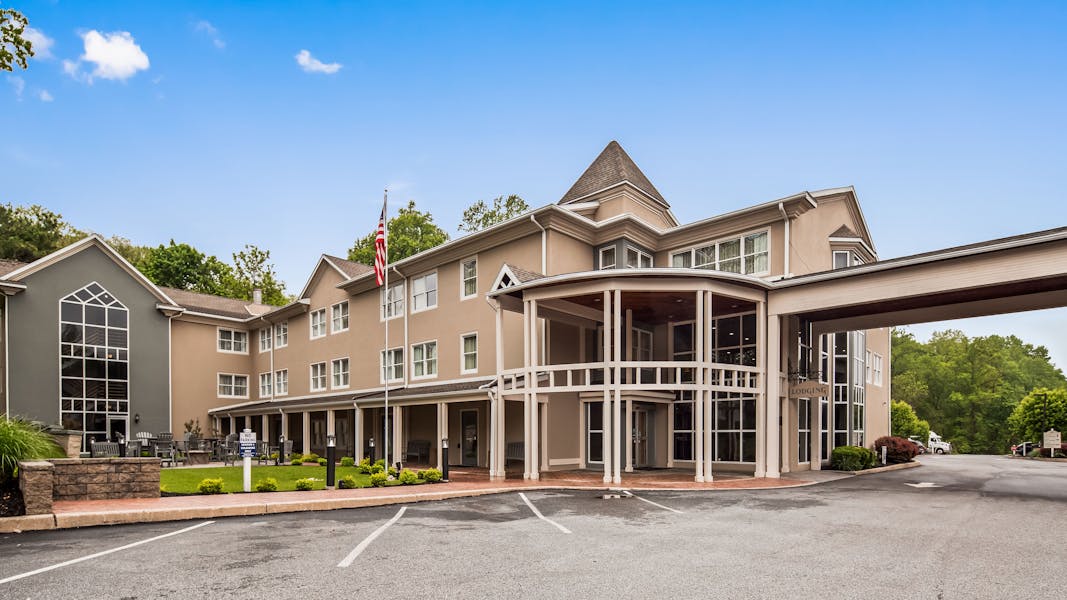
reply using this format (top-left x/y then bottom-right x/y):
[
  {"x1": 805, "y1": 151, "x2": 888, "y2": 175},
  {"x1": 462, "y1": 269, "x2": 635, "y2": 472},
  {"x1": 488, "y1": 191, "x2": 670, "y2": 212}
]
[{"x1": 768, "y1": 226, "x2": 1067, "y2": 333}]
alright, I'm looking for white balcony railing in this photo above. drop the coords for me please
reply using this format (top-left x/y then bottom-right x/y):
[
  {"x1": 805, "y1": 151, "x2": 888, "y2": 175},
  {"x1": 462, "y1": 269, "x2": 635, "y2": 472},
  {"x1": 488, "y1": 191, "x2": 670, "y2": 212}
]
[{"x1": 498, "y1": 361, "x2": 761, "y2": 396}]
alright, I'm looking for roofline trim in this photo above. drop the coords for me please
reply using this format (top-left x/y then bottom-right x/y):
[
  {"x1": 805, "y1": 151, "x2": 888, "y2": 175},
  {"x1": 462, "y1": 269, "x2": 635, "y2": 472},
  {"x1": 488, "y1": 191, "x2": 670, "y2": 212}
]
[{"x1": 487, "y1": 267, "x2": 773, "y2": 297}]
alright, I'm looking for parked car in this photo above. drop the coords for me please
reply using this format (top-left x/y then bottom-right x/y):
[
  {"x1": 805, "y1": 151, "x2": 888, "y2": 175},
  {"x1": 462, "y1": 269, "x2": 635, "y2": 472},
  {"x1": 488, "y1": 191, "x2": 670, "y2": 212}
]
[
  {"x1": 908, "y1": 437, "x2": 927, "y2": 454},
  {"x1": 1012, "y1": 441, "x2": 1039, "y2": 456}
]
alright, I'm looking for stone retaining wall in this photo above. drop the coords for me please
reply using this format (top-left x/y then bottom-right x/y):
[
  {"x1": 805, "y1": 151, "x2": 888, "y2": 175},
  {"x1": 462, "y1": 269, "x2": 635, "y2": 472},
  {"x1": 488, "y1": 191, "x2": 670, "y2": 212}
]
[{"x1": 17, "y1": 458, "x2": 161, "y2": 515}]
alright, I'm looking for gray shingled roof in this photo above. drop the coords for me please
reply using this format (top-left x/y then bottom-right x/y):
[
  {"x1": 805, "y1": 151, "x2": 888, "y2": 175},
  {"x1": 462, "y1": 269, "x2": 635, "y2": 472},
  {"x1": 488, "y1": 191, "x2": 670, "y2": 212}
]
[
  {"x1": 830, "y1": 225, "x2": 860, "y2": 238},
  {"x1": 559, "y1": 141, "x2": 667, "y2": 206},
  {"x1": 160, "y1": 286, "x2": 271, "y2": 319},
  {"x1": 503, "y1": 263, "x2": 543, "y2": 283},
  {"x1": 324, "y1": 255, "x2": 373, "y2": 279},
  {"x1": 0, "y1": 259, "x2": 27, "y2": 278},
  {"x1": 354, "y1": 379, "x2": 494, "y2": 401}
]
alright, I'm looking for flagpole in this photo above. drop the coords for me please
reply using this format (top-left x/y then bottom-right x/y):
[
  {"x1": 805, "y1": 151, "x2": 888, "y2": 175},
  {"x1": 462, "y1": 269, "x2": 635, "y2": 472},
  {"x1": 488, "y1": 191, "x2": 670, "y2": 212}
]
[{"x1": 383, "y1": 188, "x2": 390, "y2": 470}]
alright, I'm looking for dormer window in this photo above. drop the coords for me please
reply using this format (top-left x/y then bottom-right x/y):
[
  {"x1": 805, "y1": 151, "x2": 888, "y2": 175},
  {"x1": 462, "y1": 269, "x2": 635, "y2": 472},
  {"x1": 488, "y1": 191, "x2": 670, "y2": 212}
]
[{"x1": 598, "y1": 241, "x2": 653, "y2": 270}]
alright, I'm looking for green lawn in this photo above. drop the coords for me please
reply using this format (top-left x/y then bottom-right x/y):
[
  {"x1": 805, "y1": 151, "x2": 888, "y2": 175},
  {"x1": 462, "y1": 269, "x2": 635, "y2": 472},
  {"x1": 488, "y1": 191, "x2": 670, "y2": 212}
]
[{"x1": 160, "y1": 465, "x2": 420, "y2": 494}]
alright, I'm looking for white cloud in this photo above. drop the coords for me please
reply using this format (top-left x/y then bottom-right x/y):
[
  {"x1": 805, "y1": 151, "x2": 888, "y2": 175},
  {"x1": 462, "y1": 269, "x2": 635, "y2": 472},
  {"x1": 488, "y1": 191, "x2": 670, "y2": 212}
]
[
  {"x1": 193, "y1": 20, "x2": 225, "y2": 49},
  {"x1": 38, "y1": 89, "x2": 54, "y2": 102},
  {"x1": 7, "y1": 76, "x2": 25, "y2": 99},
  {"x1": 65, "y1": 30, "x2": 150, "y2": 83},
  {"x1": 295, "y1": 49, "x2": 342, "y2": 74},
  {"x1": 24, "y1": 27, "x2": 55, "y2": 60}
]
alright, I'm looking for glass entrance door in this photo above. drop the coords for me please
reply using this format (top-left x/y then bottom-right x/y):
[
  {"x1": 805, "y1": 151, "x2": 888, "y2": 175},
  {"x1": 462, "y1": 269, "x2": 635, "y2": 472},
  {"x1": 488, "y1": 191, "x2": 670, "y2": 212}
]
[
  {"x1": 461, "y1": 410, "x2": 478, "y2": 466},
  {"x1": 632, "y1": 408, "x2": 650, "y2": 468},
  {"x1": 107, "y1": 415, "x2": 128, "y2": 444}
]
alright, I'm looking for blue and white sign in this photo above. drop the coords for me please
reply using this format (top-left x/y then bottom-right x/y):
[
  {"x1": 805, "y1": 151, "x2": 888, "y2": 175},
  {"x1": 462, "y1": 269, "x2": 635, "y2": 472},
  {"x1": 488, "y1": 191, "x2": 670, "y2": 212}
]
[{"x1": 239, "y1": 431, "x2": 258, "y2": 458}]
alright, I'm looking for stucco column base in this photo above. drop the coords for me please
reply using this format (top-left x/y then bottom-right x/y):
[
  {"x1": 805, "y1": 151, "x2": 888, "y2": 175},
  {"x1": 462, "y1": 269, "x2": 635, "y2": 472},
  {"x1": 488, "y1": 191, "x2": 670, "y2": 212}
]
[{"x1": 612, "y1": 476, "x2": 621, "y2": 484}]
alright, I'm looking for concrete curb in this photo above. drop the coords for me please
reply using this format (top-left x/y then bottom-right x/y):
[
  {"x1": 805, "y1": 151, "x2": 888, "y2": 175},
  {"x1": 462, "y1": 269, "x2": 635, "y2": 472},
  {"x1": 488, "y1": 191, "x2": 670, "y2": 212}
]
[
  {"x1": 0, "y1": 478, "x2": 824, "y2": 533},
  {"x1": 850, "y1": 461, "x2": 922, "y2": 476}
]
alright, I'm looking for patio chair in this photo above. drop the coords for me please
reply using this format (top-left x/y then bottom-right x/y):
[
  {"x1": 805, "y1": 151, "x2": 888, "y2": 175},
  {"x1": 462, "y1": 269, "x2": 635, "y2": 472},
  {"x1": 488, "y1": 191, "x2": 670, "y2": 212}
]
[
  {"x1": 257, "y1": 441, "x2": 271, "y2": 465},
  {"x1": 154, "y1": 441, "x2": 176, "y2": 467},
  {"x1": 404, "y1": 440, "x2": 431, "y2": 464},
  {"x1": 156, "y1": 431, "x2": 173, "y2": 442},
  {"x1": 90, "y1": 441, "x2": 121, "y2": 458},
  {"x1": 506, "y1": 442, "x2": 524, "y2": 466},
  {"x1": 135, "y1": 431, "x2": 154, "y2": 450},
  {"x1": 222, "y1": 442, "x2": 239, "y2": 467},
  {"x1": 272, "y1": 440, "x2": 293, "y2": 465},
  {"x1": 125, "y1": 440, "x2": 143, "y2": 458}
]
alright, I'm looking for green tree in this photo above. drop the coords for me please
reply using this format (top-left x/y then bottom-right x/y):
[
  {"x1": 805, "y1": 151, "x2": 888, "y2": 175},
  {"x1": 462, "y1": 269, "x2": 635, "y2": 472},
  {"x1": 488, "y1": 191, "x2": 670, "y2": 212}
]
[
  {"x1": 0, "y1": 203, "x2": 68, "y2": 261},
  {"x1": 349, "y1": 200, "x2": 449, "y2": 265},
  {"x1": 141, "y1": 241, "x2": 234, "y2": 296},
  {"x1": 458, "y1": 194, "x2": 529, "y2": 234},
  {"x1": 890, "y1": 400, "x2": 930, "y2": 441},
  {"x1": 1008, "y1": 389, "x2": 1067, "y2": 443},
  {"x1": 1, "y1": 7, "x2": 34, "y2": 71},
  {"x1": 227, "y1": 244, "x2": 289, "y2": 306}
]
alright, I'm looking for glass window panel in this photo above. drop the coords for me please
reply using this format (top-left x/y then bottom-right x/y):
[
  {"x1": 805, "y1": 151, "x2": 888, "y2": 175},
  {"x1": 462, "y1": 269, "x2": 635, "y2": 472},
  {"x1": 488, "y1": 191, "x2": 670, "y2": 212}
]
[
  {"x1": 86, "y1": 283, "x2": 104, "y2": 296},
  {"x1": 108, "y1": 361, "x2": 127, "y2": 380},
  {"x1": 61, "y1": 324, "x2": 82, "y2": 343},
  {"x1": 85, "y1": 305, "x2": 106, "y2": 326},
  {"x1": 61, "y1": 302, "x2": 81, "y2": 323},
  {"x1": 62, "y1": 413, "x2": 83, "y2": 430},
  {"x1": 741, "y1": 432, "x2": 757, "y2": 462},
  {"x1": 90, "y1": 413, "x2": 106, "y2": 432},
  {"x1": 742, "y1": 399, "x2": 756, "y2": 429},
  {"x1": 745, "y1": 232, "x2": 768, "y2": 254},
  {"x1": 108, "y1": 381, "x2": 128, "y2": 400},
  {"x1": 587, "y1": 402, "x2": 603, "y2": 430},
  {"x1": 62, "y1": 378, "x2": 82, "y2": 398},
  {"x1": 62, "y1": 358, "x2": 83, "y2": 378},
  {"x1": 107, "y1": 328, "x2": 128, "y2": 349},
  {"x1": 673, "y1": 433, "x2": 693, "y2": 461},
  {"x1": 716, "y1": 432, "x2": 738, "y2": 462},
  {"x1": 86, "y1": 380, "x2": 107, "y2": 399},
  {"x1": 719, "y1": 258, "x2": 742, "y2": 273},
  {"x1": 695, "y1": 246, "x2": 715, "y2": 269},
  {"x1": 600, "y1": 247, "x2": 616, "y2": 269},
  {"x1": 719, "y1": 239, "x2": 740, "y2": 260},
  {"x1": 673, "y1": 402, "x2": 693, "y2": 430},
  {"x1": 745, "y1": 253, "x2": 768, "y2": 274},
  {"x1": 108, "y1": 308, "x2": 127, "y2": 328},
  {"x1": 85, "y1": 360, "x2": 106, "y2": 379},
  {"x1": 671, "y1": 253, "x2": 691, "y2": 268},
  {"x1": 587, "y1": 432, "x2": 603, "y2": 462},
  {"x1": 84, "y1": 326, "x2": 106, "y2": 346}
]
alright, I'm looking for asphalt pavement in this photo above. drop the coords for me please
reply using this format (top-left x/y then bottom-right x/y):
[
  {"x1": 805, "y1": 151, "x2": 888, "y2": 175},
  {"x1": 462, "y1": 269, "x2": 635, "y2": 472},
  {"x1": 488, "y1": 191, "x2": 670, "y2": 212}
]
[{"x1": 0, "y1": 454, "x2": 1063, "y2": 599}]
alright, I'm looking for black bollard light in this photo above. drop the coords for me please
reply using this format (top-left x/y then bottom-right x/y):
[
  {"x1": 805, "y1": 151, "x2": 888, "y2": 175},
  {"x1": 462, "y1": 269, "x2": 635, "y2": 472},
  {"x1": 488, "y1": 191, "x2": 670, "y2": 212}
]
[
  {"x1": 369, "y1": 437, "x2": 375, "y2": 461},
  {"x1": 326, "y1": 434, "x2": 336, "y2": 489},
  {"x1": 278, "y1": 434, "x2": 286, "y2": 465},
  {"x1": 441, "y1": 437, "x2": 449, "y2": 482}
]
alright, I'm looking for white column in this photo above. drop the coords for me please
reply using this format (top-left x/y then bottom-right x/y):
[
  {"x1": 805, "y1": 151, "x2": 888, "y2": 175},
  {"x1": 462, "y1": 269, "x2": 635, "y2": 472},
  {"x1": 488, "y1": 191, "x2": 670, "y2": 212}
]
[
  {"x1": 530, "y1": 299, "x2": 540, "y2": 481},
  {"x1": 539, "y1": 400, "x2": 548, "y2": 472},
  {"x1": 495, "y1": 300, "x2": 506, "y2": 477},
  {"x1": 602, "y1": 290, "x2": 612, "y2": 483},
  {"x1": 625, "y1": 308, "x2": 633, "y2": 473},
  {"x1": 228, "y1": 416, "x2": 235, "y2": 436},
  {"x1": 437, "y1": 403, "x2": 444, "y2": 471},
  {"x1": 260, "y1": 415, "x2": 269, "y2": 442},
  {"x1": 354, "y1": 406, "x2": 364, "y2": 460},
  {"x1": 441, "y1": 403, "x2": 450, "y2": 469},
  {"x1": 301, "y1": 411, "x2": 310, "y2": 455},
  {"x1": 755, "y1": 302, "x2": 767, "y2": 477},
  {"x1": 704, "y1": 291, "x2": 714, "y2": 482},
  {"x1": 766, "y1": 314, "x2": 782, "y2": 478},
  {"x1": 326, "y1": 409, "x2": 336, "y2": 439},
  {"x1": 522, "y1": 300, "x2": 531, "y2": 479},
  {"x1": 488, "y1": 395, "x2": 498, "y2": 477},
  {"x1": 694, "y1": 290, "x2": 705, "y2": 483},
  {"x1": 578, "y1": 399, "x2": 586, "y2": 468},
  {"x1": 811, "y1": 398, "x2": 822, "y2": 471},
  {"x1": 666, "y1": 403, "x2": 675, "y2": 468},
  {"x1": 612, "y1": 289, "x2": 622, "y2": 485},
  {"x1": 280, "y1": 412, "x2": 289, "y2": 445},
  {"x1": 780, "y1": 397, "x2": 791, "y2": 474}
]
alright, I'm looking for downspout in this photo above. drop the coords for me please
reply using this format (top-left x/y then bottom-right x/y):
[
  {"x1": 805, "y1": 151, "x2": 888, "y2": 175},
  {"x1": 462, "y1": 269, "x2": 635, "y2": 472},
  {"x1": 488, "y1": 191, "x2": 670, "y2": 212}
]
[
  {"x1": 778, "y1": 202, "x2": 791, "y2": 277},
  {"x1": 392, "y1": 266, "x2": 409, "y2": 387},
  {"x1": 262, "y1": 317, "x2": 275, "y2": 403},
  {"x1": 2, "y1": 296, "x2": 8, "y2": 419},
  {"x1": 530, "y1": 214, "x2": 547, "y2": 365}
]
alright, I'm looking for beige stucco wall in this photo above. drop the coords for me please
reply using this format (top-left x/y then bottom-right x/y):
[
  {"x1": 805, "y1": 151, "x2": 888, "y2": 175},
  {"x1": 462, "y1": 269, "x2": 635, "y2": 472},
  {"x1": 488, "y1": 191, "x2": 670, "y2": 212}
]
[
  {"x1": 171, "y1": 318, "x2": 252, "y2": 437},
  {"x1": 546, "y1": 393, "x2": 580, "y2": 464},
  {"x1": 789, "y1": 194, "x2": 871, "y2": 275}
]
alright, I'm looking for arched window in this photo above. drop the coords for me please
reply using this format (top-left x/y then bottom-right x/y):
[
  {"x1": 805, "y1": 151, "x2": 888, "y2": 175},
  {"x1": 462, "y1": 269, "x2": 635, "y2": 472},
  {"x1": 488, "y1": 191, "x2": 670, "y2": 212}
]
[{"x1": 59, "y1": 282, "x2": 129, "y2": 450}]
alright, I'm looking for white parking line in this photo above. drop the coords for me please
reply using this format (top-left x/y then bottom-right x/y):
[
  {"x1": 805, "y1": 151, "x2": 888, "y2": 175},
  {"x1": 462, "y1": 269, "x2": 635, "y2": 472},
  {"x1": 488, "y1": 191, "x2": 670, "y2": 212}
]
[
  {"x1": 0, "y1": 520, "x2": 215, "y2": 586},
  {"x1": 518, "y1": 492, "x2": 572, "y2": 534},
  {"x1": 622, "y1": 490, "x2": 683, "y2": 514},
  {"x1": 337, "y1": 506, "x2": 407, "y2": 567}
]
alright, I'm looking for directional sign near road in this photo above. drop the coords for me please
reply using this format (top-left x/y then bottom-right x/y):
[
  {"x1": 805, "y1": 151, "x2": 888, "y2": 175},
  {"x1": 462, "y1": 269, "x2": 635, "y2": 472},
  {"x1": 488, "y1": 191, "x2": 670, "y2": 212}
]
[
  {"x1": 1044, "y1": 429, "x2": 1061, "y2": 449},
  {"x1": 239, "y1": 431, "x2": 257, "y2": 458}
]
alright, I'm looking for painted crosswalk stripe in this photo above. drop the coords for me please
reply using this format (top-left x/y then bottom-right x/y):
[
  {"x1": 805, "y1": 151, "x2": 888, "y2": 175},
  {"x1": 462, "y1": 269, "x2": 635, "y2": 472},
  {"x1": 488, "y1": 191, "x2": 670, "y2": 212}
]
[
  {"x1": 518, "y1": 492, "x2": 572, "y2": 534},
  {"x1": 337, "y1": 506, "x2": 407, "y2": 567}
]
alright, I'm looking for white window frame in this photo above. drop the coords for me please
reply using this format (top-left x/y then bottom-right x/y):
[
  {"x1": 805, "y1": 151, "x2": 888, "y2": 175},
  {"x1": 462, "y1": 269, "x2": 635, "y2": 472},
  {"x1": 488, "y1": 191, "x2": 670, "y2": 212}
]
[
  {"x1": 381, "y1": 281, "x2": 405, "y2": 321},
  {"x1": 865, "y1": 350, "x2": 872, "y2": 384},
  {"x1": 872, "y1": 352, "x2": 884, "y2": 386},
  {"x1": 274, "y1": 321, "x2": 288, "y2": 348},
  {"x1": 411, "y1": 271, "x2": 438, "y2": 313},
  {"x1": 411, "y1": 340, "x2": 438, "y2": 380},
  {"x1": 217, "y1": 373, "x2": 249, "y2": 399},
  {"x1": 833, "y1": 250, "x2": 851, "y2": 270},
  {"x1": 258, "y1": 327, "x2": 271, "y2": 353},
  {"x1": 331, "y1": 301, "x2": 349, "y2": 334},
  {"x1": 309, "y1": 309, "x2": 327, "y2": 339},
  {"x1": 669, "y1": 229, "x2": 770, "y2": 276},
  {"x1": 259, "y1": 372, "x2": 273, "y2": 398},
  {"x1": 599, "y1": 247, "x2": 617, "y2": 270},
  {"x1": 381, "y1": 347, "x2": 404, "y2": 383},
  {"x1": 331, "y1": 357, "x2": 350, "y2": 389},
  {"x1": 274, "y1": 369, "x2": 289, "y2": 396},
  {"x1": 460, "y1": 333, "x2": 478, "y2": 374},
  {"x1": 460, "y1": 257, "x2": 478, "y2": 300},
  {"x1": 625, "y1": 247, "x2": 653, "y2": 269},
  {"x1": 310, "y1": 362, "x2": 327, "y2": 392},
  {"x1": 217, "y1": 328, "x2": 248, "y2": 354}
]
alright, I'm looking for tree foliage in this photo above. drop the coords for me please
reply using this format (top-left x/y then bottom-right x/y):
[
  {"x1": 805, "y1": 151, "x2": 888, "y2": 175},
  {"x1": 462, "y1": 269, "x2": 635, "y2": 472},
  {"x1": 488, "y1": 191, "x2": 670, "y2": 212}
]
[
  {"x1": 1, "y1": 7, "x2": 34, "y2": 72},
  {"x1": 890, "y1": 400, "x2": 930, "y2": 441},
  {"x1": 1008, "y1": 389, "x2": 1067, "y2": 443},
  {"x1": 349, "y1": 200, "x2": 449, "y2": 265},
  {"x1": 141, "y1": 240, "x2": 234, "y2": 296},
  {"x1": 229, "y1": 244, "x2": 289, "y2": 305},
  {"x1": 0, "y1": 203, "x2": 68, "y2": 262},
  {"x1": 458, "y1": 194, "x2": 529, "y2": 234},
  {"x1": 891, "y1": 328, "x2": 1067, "y2": 453}
]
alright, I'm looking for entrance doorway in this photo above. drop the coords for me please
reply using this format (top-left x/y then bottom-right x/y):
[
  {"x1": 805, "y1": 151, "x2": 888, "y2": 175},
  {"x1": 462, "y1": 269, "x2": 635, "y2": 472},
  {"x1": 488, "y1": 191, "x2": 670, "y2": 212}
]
[
  {"x1": 632, "y1": 407, "x2": 651, "y2": 468},
  {"x1": 460, "y1": 410, "x2": 478, "y2": 467},
  {"x1": 107, "y1": 416, "x2": 128, "y2": 444}
]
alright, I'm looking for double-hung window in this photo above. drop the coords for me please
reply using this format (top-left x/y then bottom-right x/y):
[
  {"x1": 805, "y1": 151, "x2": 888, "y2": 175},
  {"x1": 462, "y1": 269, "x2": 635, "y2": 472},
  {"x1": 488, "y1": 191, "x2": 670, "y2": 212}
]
[
  {"x1": 310, "y1": 309, "x2": 327, "y2": 339},
  {"x1": 670, "y1": 231, "x2": 769, "y2": 276},
  {"x1": 274, "y1": 369, "x2": 289, "y2": 396},
  {"x1": 599, "y1": 247, "x2": 616, "y2": 270},
  {"x1": 217, "y1": 328, "x2": 248, "y2": 353},
  {"x1": 259, "y1": 372, "x2": 273, "y2": 397},
  {"x1": 461, "y1": 333, "x2": 478, "y2": 373},
  {"x1": 310, "y1": 362, "x2": 327, "y2": 391},
  {"x1": 625, "y1": 247, "x2": 653, "y2": 268},
  {"x1": 461, "y1": 258, "x2": 477, "y2": 299},
  {"x1": 331, "y1": 358, "x2": 350, "y2": 389},
  {"x1": 381, "y1": 348, "x2": 403, "y2": 383},
  {"x1": 412, "y1": 272, "x2": 437, "y2": 312},
  {"x1": 412, "y1": 341, "x2": 437, "y2": 379},
  {"x1": 382, "y1": 281, "x2": 404, "y2": 319},
  {"x1": 218, "y1": 374, "x2": 248, "y2": 398},
  {"x1": 258, "y1": 328, "x2": 271, "y2": 352},
  {"x1": 331, "y1": 301, "x2": 349, "y2": 333},
  {"x1": 274, "y1": 321, "x2": 288, "y2": 347}
]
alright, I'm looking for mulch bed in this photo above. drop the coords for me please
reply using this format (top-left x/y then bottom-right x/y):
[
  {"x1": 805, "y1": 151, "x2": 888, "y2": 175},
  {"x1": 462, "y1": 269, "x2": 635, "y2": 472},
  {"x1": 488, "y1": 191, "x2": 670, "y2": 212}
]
[{"x1": 0, "y1": 479, "x2": 25, "y2": 517}]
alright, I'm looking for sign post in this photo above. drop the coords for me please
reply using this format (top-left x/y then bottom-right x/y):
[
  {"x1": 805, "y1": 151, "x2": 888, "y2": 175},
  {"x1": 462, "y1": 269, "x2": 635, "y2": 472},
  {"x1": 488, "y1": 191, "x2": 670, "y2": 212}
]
[
  {"x1": 1044, "y1": 429, "x2": 1061, "y2": 458},
  {"x1": 239, "y1": 428, "x2": 257, "y2": 492}
]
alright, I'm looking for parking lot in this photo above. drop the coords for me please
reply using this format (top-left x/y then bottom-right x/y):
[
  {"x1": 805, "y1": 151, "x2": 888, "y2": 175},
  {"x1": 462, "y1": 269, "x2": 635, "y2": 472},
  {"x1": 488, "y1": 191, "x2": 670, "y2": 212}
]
[{"x1": 2, "y1": 454, "x2": 1065, "y2": 599}]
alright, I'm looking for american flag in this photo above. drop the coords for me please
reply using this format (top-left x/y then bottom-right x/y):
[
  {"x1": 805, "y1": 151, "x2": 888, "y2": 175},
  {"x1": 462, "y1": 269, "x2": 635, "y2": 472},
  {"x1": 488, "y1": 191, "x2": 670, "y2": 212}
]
[{"x1": 374, "y1": 203, "x2": 387, "y2": 286}]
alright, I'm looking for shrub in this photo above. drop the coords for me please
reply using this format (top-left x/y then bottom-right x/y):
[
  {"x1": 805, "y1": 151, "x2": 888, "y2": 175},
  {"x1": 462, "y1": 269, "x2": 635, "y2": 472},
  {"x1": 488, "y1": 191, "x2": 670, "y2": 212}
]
[
  {"x1": 398, "y1": 469, "x2": 418, "y2": 485},
  {"x1": 831, "y1": 446, "x2": 877, "y2": 471},
  {"x1": 197, "y1": 478, "x2": 225, "y2": 494},
  {"x1": 290, "y1": 457, "x2": 303, "y2": 466},
  {"x1": 254, "y1": 478, "x2": 278, "y2": 492},
  {"x1": 294, "y1": 478, "x2": 315, "y2": 491},
  {"x1": 420, "y1": 468, "x2": 443, "y2": 483},
  {"x1": 290, "y1": 453, "x2": 304, "y2": 463},
  {"x1": 340, "y1": 456, "x2": 355, "y2": 467},
  {"x1": 1029, "y1": 449, "x2": 1043, "y2": 458},
  {"x1": 872, "y1": 436, "x2": 919, "y2": 464},
  {"x1": 387, "y1": 466, "x2": 398, "y2": 478},
  {"x1": 373, "y1": 458, "x2": 385, "y2": 469},
  {"x1": 304, "y1": 453, "x2": 320, "y2": 463},
  {"x1": 370, "y1": 472, "x2": 388, "y2": 487},
  {"x1": 0, "y1": 418, "x2": 65, "y2": 482},
  {"x1": 338, "y1": 475, "x2": 359, "y2": 489},
  {"x1": 370, "y1": 463, "x2": 385, "y2": 474},
  {"x1": 317, "y1": 458, "x2": 328, "y2": 466}
]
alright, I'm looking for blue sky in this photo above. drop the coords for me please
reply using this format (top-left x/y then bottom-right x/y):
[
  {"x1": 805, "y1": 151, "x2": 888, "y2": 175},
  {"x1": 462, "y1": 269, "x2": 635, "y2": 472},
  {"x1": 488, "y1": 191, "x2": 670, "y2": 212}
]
[{"x1": 4, "y1": 1, "x2": 1067, "y2": 366}]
